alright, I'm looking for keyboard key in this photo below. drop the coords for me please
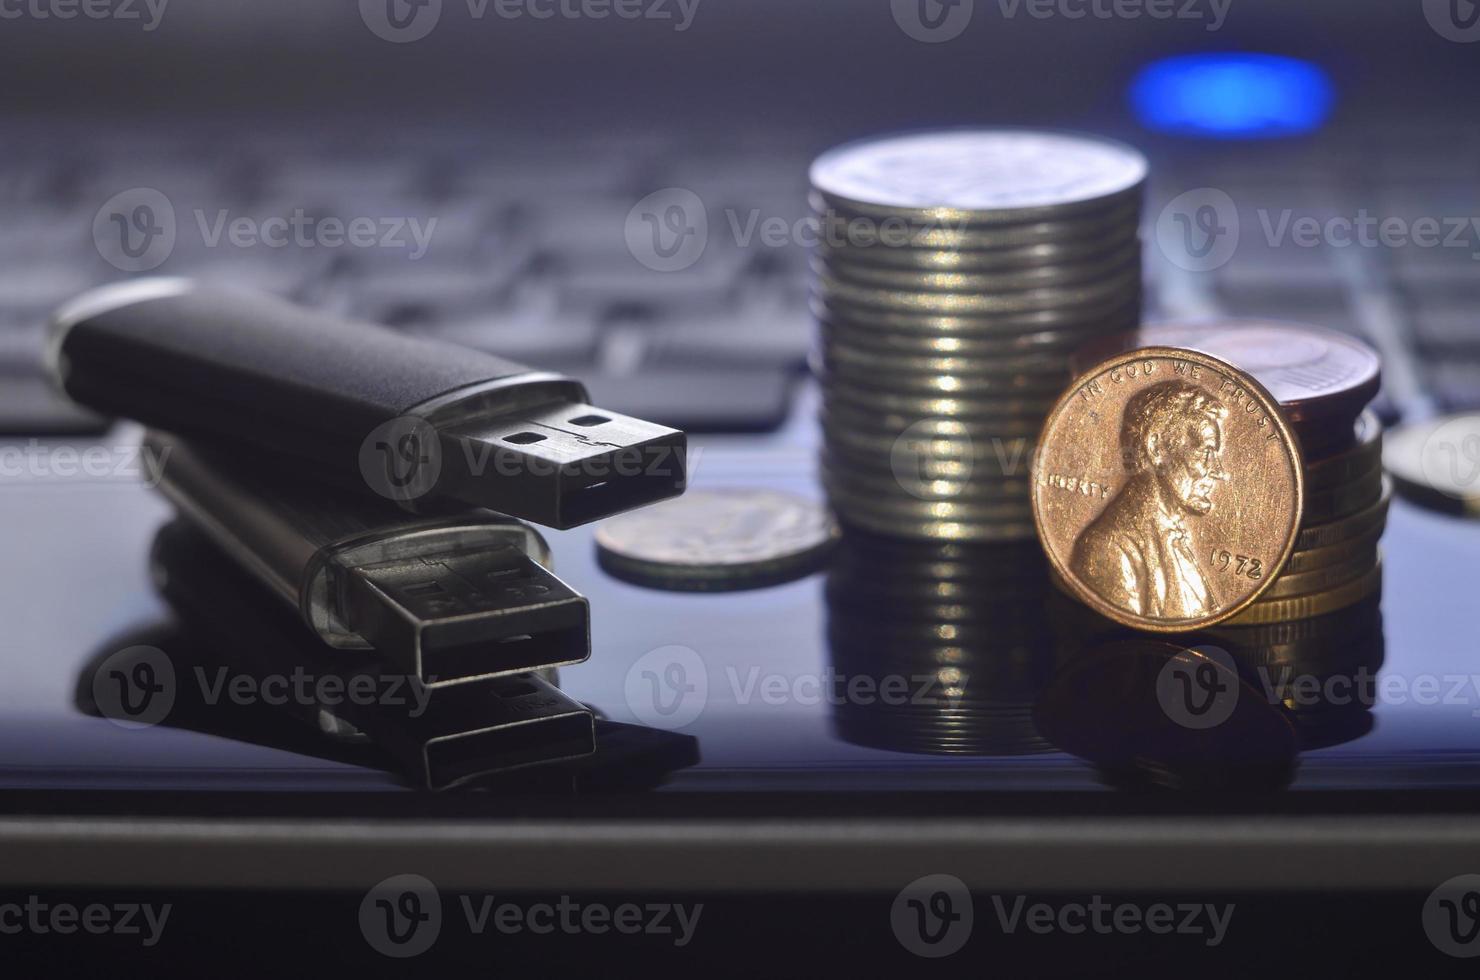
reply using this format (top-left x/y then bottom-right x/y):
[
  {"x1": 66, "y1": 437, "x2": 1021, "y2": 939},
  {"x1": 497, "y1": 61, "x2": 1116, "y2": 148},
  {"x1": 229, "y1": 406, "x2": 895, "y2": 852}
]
[
  {"x1": 1213, "y1": 281, "x2": 1360, "y2": 335},
  {"x1": 263, "y1": 162, "x2": 422, "y2": 210},
  {"x1": 0, "y1": 372, "x2": 109, "y2": 435},
  {"x1": 0, "y1": 264, "x2": 97, "y2": 317},
  {"x1": 0, "y1": 162, "x2": 85, "y2": 208},
  {"x1": 0, "y1": 210, "x2": 95, "y2": 261},
  {"x1": 1390, "y1": 244, "x2": 1480, "y2": 289},
  {"x1": 0, "y1": 323, "x2": 49, "y2": 370},
  {"x1": 424, "y1": 306, "x2": 603, "y2": 366},
  {"x1": 164, "y1": 251, "x2": 330, "y2": 300},
  {"x1": 1410, "y1": 306, "x2": 1480, "y2": 358},
  {"x1": 77, "y1": 171, "x2": 228, "y2": 212},
  {"x1": 581, "y1": 367, "x2": 796, "y2": 433},
  {"x1": 551, "y1": 257, "x2": 744, "y2": 316},
  {"x1": 641, "y1": 306, "x2": 812, "y2": 370},
  {"x1": 395, "y1": 206, "x2": 501, "y2": 256},
  {"x1": 1367, "y1": 132, "x2": 1480, "y2": 182},
  {"x1": 456, "y1": 154, "x2": 644, "y2": 204},
  {"x1": 516, "y1": 197, "x2": 636, "y2": 247},
  {"x1": 327, "y1": 258, "x2": 523, "y2": 324},
  {"x1": 1215, "y1": 241, "x2": 1340, "y2": 288},
  {"x1": 1397, "y1": 277, "x2": 1480, "y2": 361},
  {"x1": 1430, "y1": 362, "x2": 1480, "y2": 412}
]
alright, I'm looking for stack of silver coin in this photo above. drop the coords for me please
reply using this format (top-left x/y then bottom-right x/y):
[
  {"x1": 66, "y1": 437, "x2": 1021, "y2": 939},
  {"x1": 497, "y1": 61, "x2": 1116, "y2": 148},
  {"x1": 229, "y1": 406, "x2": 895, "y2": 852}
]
[{"x1": 809, "y1": 129, "x2": 1149, "y2": 541}]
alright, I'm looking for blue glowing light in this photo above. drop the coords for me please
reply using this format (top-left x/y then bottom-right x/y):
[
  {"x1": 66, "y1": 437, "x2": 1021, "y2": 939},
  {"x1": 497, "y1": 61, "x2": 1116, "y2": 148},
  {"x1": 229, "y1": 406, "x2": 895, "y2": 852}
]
[{"x1": 1131, "y1": 54, "x2": 1335, "y2": 139}]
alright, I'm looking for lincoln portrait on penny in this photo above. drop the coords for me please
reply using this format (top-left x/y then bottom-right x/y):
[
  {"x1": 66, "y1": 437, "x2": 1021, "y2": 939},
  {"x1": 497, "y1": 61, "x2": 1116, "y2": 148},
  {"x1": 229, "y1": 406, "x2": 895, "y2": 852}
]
[{"x1": 1071, "y1": 380, "x2": 1230, "y2": 620}]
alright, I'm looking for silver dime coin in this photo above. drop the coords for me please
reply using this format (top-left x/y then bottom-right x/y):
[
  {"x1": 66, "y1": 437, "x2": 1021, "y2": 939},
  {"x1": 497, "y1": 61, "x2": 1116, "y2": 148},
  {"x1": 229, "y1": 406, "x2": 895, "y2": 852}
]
[
  {"x1": 595, "y1": 488, "x2": 840, "y2": 591},
  {"x1": 1384, "y1": 414, "x2": 1480, "y2": 516}
]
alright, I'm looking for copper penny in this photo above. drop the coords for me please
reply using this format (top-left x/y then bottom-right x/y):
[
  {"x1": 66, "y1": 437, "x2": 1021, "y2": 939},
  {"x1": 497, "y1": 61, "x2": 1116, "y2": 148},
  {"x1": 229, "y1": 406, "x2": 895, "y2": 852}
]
[{"x1": 1032, "y1": 347, "x2": 1306, "y2": 632}]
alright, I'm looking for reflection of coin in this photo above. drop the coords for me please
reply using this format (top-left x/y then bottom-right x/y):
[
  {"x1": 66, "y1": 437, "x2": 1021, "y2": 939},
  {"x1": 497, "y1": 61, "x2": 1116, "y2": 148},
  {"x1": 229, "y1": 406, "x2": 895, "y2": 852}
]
[
  {"x1": 1385, "y1": 413, "x2": 1480, "y2": 516},
  {"x1": 1032, "y1": 347, "x2": 1306, "y2": 632},
  {"x1": 822, "y1": 403, "x2": 1045, "y2": 441},
  {"x1": 1034, "y1": 638, "x2": 1298, "y2": 792},
  {"x1": 595, "y1": 489, "x2": 839, "y2": 592},
  {"x1": 828, "y1": 532, "x2": 1055, "y2": 756},
  {"x1": 833, "y1": 460, "x2": 1032, "y2": 503}
]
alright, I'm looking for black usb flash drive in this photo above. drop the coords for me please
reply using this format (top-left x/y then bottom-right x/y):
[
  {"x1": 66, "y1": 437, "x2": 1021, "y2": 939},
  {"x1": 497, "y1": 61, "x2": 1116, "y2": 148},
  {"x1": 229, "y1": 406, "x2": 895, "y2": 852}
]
[{"x1": 49, "y1": 279, "x2": 687, "y2": 529}]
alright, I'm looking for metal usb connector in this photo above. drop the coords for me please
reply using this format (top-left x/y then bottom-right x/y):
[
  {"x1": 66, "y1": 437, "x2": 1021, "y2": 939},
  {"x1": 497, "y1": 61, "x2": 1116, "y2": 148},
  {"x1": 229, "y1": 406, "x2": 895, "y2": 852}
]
[
  {"x1": 146, "y1": 430, "x2": 590, "y2": 688},
  {"x1": 140, "y1": 519, "x2": 597, "y2": 791},
  {"x1": 335, "y1": 546, "x2": 588, "y2": 687},
  {"x1": 436, "y1": 398, "x2": 688, "y2": 530}
]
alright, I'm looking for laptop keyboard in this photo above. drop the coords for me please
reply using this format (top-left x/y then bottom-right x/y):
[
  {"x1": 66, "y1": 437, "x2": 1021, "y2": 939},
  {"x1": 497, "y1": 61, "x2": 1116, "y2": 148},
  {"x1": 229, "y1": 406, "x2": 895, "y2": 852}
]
[{"x1": 0, "y1": 124, "x2": 1472, "y2": 436}]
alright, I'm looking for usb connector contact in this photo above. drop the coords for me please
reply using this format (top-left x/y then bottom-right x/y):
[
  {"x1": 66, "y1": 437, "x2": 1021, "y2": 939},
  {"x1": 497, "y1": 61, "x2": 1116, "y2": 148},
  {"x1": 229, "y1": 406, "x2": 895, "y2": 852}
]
[
  {"x1": 50, "y1": 280, "x2": 686, "y2": 528},
  {"x1": 338, "y1": 544, "x2": 587, "y2": 688},
  {"x1": 435, "y1": 397, "x2": 687, "y2": 530},
  {"x1": 147, "y1": 431, "x2": 589, "y2": 689}
]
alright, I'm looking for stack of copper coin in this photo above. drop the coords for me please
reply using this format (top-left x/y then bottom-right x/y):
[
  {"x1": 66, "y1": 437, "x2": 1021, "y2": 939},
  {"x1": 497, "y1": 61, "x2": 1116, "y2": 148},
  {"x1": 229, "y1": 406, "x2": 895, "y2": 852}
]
[
  {"x1": 1068, "y1": 321, "x2": 1387, "y2": 626},
  {"x1": 809, "y1": 129, "x2": 1148, "y2": 542}
]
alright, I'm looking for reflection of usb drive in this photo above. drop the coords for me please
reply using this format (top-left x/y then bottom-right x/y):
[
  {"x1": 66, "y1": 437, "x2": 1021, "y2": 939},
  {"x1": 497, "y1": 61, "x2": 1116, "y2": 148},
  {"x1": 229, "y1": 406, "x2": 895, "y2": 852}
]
[
  {"x1": 49, "y1": 280, "x2": 686, "y2": 528},
  {"x1": 141, "y1": 519, "x2": 595, "y2": 791},
  {"x1": 146, "y1": 430, "x2": 589, "y2": 689}
]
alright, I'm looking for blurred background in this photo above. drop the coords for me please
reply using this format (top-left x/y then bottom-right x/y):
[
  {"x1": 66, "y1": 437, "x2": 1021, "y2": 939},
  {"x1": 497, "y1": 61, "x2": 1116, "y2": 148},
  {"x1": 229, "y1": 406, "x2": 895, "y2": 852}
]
[
  {"x1": 0, "y1": 1, "x2": 1467, "y2": 121},
  {"x1": 3, "y1": 0, "x2": 1476, "y2": 438}
]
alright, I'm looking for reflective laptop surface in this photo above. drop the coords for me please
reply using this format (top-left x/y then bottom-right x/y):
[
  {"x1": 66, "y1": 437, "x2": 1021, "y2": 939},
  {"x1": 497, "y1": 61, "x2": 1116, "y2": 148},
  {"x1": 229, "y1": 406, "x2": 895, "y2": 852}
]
[{"x1": 5, "y1": 409, "x2": 1478, "y2": 807}]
